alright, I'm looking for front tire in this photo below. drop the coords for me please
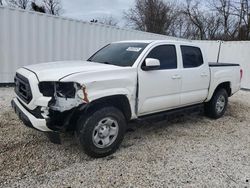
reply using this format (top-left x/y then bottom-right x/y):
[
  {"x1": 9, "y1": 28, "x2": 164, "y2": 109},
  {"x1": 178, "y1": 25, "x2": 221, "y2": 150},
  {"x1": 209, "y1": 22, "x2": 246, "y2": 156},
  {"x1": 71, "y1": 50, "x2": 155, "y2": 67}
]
[
  {"x1": 205, "y1": 88, "x2": 228, "y2": 119},
  {"x1": 76, "y1": 106, "x2": 126, "y2": 158}
]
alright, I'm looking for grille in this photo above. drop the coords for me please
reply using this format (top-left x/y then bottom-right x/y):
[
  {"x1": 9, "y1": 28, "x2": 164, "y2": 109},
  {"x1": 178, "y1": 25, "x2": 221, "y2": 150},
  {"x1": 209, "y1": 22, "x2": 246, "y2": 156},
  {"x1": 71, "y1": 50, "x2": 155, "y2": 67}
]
[{"x1": 14, "y1": 73, "x2": 32, "y2": 103}]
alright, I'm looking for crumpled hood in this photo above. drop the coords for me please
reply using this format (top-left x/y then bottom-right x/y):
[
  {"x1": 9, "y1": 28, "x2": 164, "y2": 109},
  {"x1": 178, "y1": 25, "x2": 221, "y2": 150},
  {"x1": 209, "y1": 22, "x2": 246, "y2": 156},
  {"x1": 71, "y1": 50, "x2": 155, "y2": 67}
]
[{"x1": 23, "y1": 60, "x2": 123, "y2": 81}]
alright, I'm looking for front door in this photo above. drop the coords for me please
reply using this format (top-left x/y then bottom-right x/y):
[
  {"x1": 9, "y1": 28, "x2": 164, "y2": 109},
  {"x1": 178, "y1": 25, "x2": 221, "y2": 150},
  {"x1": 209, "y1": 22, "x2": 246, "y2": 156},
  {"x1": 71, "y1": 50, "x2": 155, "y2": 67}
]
[{"x1": 138, "y1": 44, "x2": 182, "y2": 116}]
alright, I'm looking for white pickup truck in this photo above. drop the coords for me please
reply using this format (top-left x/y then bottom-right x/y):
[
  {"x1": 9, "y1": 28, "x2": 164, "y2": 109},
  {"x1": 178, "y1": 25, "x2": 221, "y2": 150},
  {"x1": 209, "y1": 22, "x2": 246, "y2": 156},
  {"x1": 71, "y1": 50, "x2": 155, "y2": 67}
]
[{"x1": 12, "y1": 40, "x2": 242, "y2": 157}]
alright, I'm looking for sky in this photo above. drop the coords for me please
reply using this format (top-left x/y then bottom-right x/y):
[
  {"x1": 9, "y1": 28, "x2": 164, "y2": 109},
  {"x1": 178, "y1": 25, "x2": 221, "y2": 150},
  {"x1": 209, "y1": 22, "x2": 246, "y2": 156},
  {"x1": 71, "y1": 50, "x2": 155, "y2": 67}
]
[
  {"x1": 1, "y1": 0, "x2": 135, "y2": 26},
  {"x1": 61, "y1": 0, "x2": 135, "y2": 26}
]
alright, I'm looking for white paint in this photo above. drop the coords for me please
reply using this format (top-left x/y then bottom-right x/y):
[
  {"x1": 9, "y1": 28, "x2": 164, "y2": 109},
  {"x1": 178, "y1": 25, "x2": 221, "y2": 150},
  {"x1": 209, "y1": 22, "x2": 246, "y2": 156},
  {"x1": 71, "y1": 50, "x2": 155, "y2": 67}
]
[
  {"x1": 180, "y1": 64, "x2": 210, "y2": 105},
  {"x1": 23, "y1": 60, "x2": 124, "y2": 81},
  {"x1": 206, "y1": 66, "x2": 241, "y2": 101},
  {"x1": 136, "y1": 40, "x2": 240, "y2": 115},
  {"x1": 13, "y1": 40, "x2": 241, "y2": 131},
  {"x1": 144, "y1": 58, "x2": 160, "y2": 67}
]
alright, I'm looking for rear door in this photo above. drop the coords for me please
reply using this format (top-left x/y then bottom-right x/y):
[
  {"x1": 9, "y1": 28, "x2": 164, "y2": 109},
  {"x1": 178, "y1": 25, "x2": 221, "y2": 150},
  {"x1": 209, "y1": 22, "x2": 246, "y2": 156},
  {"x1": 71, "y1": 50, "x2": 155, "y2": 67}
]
[
  {"x1": 137, "y1": 44, "x2": 182, "y2": 116},
  {"x1": 180, "y1": 46, "x2": 210, "y2": 106}
]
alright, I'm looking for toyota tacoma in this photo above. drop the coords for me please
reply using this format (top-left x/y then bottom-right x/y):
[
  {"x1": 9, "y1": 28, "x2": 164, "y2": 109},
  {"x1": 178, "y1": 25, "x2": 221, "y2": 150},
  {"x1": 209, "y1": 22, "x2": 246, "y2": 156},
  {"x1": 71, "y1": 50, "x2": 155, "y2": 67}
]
[{"x1": 11, "y1": 40, "x2": 242, "y2": 157}]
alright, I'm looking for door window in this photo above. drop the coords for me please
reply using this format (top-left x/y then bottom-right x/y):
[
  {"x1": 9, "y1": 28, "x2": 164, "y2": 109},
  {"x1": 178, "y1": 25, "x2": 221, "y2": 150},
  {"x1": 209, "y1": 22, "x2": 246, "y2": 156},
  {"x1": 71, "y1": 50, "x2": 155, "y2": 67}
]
[
  {"x1": 144, "y1": 45, "x2": 177, "y2": 69},
  {"x1": 181, "y1": 46, "x2": 203, "y2": 68}
]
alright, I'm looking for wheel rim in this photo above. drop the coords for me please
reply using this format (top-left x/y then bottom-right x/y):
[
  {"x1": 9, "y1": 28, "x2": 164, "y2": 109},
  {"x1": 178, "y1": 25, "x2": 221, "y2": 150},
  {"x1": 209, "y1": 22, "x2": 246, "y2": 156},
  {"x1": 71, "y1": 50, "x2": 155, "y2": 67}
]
[
  {"x1": 216, "y1": 95, "x2": 226, "y2": 113},
  {"x1": 92, "y1": 117, "x2": 119, "y2": 148}
]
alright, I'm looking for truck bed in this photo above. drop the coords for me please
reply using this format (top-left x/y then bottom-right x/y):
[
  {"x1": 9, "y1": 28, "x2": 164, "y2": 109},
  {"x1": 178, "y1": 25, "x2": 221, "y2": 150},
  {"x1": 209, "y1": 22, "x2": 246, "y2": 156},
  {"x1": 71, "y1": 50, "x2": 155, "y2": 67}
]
[{"x1": 206, "y1": 62, "x2": 241, "y2": 101}]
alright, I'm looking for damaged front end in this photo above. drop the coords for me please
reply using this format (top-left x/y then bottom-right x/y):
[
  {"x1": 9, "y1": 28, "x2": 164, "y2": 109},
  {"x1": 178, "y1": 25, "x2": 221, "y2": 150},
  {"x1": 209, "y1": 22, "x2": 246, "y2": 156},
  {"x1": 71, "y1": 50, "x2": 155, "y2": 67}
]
[{"x1": 38, "y1": 81, "x2": 89, "y2": 131}]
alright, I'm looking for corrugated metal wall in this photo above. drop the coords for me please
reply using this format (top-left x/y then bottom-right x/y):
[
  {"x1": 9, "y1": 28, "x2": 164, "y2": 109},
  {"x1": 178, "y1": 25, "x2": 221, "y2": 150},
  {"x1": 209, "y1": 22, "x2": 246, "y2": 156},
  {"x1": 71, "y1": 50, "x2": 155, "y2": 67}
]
[
  {"x1": 0, "y1": 6, "x2": 249, "y2": 89},
  {"x1": 0, "y1": 6, "x2": 183, "y2": 83},
  {"x1": 195, "y1": 41, "x2": 221, "y2": 62},
  {"x1": 219, "y1": 41, "x2": 250, "y2": 89}
]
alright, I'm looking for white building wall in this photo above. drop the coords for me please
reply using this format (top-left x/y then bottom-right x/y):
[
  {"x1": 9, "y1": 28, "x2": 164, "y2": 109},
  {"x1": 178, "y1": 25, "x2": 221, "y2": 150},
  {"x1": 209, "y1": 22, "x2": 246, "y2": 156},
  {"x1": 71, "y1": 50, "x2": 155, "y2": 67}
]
[
  {"x1": 0, "y1": 6, "x2": 182, "y2": 83},
  {"x1": 195, "y1": 40, "x2": 221, "y2": 62},
  {"x1": 218, "y1": 41, "x2": 250, "y2": 89}
]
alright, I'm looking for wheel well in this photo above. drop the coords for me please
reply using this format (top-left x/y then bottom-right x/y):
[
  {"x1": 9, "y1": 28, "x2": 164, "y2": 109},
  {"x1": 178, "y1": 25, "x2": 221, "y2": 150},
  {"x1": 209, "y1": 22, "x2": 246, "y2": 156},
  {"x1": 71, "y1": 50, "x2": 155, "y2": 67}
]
[
  {"x1": 84, "y1": 95, "x2": 132, "y2": 121},
  {"x1": 214, "y1": 82, "x2": 231, "y2": 96}
]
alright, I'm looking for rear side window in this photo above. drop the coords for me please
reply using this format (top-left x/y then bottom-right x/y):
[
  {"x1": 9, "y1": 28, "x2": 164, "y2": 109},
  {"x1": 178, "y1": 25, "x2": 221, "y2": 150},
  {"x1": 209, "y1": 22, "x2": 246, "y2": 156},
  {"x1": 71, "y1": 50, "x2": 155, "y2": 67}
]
[
  {"x1": 146, "y1": 45, "x2": 177, "y2": 69},
  {"x1": 181, "y1": 46, "x2": 203, "y2": 68}
]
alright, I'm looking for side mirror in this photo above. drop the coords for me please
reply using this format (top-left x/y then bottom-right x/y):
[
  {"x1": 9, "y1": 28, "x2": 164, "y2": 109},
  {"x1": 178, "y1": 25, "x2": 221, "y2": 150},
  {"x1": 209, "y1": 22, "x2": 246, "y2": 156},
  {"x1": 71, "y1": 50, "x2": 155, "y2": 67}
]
[{"x1": 142, "y1": 58, "x2": 160, "y2": 71}]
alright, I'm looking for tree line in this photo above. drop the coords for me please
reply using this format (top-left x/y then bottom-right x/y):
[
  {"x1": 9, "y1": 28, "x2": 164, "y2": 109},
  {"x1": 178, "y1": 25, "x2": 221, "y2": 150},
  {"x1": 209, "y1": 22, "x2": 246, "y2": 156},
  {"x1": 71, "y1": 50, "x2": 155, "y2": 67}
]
[{"x1": 125, "y1": 0, "x2": 250, "y2": 40}]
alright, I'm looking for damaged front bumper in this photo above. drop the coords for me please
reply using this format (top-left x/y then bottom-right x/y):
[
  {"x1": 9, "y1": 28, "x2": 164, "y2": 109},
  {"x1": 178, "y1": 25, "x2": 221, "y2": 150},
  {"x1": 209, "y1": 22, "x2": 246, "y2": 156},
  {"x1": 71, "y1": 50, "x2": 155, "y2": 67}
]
[
  {"x1": 12, "y1": 69, "x2": 89, "y2": 143},
  {"x1": 12, "y1": 97, "x2": 85, "y2": 132},
  {"x1": 11, "y1": 98, "x2": 52, "y2": 132},
  {"x1": 11, "y1": 97, "x2": 84, "y2": 144}
]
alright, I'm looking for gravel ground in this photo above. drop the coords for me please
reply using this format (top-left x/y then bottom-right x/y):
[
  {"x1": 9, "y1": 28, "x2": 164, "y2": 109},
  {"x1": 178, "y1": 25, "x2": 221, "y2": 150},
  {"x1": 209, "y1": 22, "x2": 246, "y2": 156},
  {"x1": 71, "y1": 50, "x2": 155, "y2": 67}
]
[{"x1": 0, "y1": 87, "x2": 250, "y2": 187}]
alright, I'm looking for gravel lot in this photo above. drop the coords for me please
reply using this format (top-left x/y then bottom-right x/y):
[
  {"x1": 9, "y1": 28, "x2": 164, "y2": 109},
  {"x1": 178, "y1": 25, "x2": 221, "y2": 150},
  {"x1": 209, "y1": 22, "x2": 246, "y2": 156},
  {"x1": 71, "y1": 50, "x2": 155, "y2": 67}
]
[{"x1": 0, "y1": 87, "x2": 250, "y2": 187}]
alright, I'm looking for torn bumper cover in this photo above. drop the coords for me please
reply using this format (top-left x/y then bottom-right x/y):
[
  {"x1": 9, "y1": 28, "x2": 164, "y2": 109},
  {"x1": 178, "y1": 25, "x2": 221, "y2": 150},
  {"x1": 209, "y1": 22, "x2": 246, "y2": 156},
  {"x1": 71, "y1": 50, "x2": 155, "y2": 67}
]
[
  {"x1": 11, "y1": 98, "x2": 52, "y2": 132},
  {"x1": 12, "y1": 97, "x2": 86, "y2": 144},
  {"x1": 11, "y1": 97, "x2": 85, "y2": 132},
  {"x1": 12, "y1": 81, "x2": 89, "y2": 144}
]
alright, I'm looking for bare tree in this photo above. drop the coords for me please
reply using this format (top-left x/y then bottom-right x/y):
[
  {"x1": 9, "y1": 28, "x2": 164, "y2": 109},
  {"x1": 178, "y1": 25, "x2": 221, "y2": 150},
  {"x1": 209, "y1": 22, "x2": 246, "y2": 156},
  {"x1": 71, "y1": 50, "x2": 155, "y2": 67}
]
[
  {"x1": 8, "y1": 0, "x2": 30, "y2": 9},
  {"x1": 210, "y1": 0, "x2": 238, "y2": 40},
  {"x1": 181, "y1": 0, "x2": 224, "y2": 40},
  {"x1": 206, "y1": 13, "x2": 223, "y2": 39},
  {"x1": 182, "y1": 0, "x2": 208, "y2": 39},
  {"x1": 233, "y1": 0, "x2": 250, "y2": 39},
  {"x1": 31, "y1": 1, "x2": 45, "y2": 13},
  {"x1": 167, "y1": 13, "x2": 186, "y2": 37},
  {"x1": 124, "y1": 0, "x2": 177, "y2": 34},
  {"x1": 43, "y1": 0, "x2": 61, "y2": 15},
  {"x1": 244, "y1": 0, "x2": 250, "y2": 39}
]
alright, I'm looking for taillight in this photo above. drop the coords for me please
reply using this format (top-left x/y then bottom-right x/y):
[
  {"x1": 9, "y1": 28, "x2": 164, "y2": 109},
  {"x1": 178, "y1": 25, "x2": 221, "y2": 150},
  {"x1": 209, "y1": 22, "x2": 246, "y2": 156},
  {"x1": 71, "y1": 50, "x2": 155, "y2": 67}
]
[{"x1": 240, "y1": 69, "x2": 243, "y2": 80}]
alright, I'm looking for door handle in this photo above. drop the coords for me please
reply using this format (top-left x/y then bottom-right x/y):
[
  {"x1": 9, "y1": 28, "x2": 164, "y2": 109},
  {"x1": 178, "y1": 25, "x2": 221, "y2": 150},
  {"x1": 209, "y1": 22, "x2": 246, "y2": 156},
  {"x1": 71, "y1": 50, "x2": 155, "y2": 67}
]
[
  {"x1": 172, "y1": 75, "x2": 181, "y2": 79},
  {"x1": 201, "y1": 73, "x2": 208, "y2": 77}
]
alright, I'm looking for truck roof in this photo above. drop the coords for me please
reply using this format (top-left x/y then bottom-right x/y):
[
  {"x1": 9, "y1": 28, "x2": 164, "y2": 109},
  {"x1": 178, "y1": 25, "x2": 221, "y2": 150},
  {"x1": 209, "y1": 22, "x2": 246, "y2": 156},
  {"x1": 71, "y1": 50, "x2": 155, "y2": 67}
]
[{"x1": 113, "y1": 39, "x2": 195, "y2": 46}]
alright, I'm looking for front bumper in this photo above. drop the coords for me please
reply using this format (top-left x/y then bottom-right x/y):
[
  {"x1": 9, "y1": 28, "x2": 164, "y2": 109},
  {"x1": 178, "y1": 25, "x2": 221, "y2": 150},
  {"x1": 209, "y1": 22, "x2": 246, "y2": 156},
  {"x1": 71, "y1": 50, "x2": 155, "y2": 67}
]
[{"x1": 11, "y1": 98, "x2": 52, "y2": 132}]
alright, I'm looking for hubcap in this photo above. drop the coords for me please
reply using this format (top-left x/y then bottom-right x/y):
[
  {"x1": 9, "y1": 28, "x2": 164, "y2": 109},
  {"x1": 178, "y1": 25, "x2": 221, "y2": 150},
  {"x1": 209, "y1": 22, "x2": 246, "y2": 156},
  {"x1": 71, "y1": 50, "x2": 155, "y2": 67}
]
[
  {"x1": 216, "y1": 95, "x2": 225, "y2": 113},
  {"x1": 92, "y1": 117, "x2": 119, "y2": 148}
]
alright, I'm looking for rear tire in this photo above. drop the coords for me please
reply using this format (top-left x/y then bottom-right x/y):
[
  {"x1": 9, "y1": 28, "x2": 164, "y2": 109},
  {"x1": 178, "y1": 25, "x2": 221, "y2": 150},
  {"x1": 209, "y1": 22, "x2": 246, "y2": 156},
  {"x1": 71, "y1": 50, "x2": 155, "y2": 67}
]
[
  {"x1": 205, "y1": 88, "x2": 228, "y2": 119},
  {"x1": 76, "y1": 106, "x2": 126, "y2": 158}
]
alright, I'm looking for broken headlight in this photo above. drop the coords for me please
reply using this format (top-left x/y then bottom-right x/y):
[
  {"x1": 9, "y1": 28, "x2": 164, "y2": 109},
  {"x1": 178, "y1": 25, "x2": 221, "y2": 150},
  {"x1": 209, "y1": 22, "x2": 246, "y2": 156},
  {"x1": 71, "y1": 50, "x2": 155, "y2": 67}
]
[{"x1": 39, "y1": 82, "x2": 80, "y2": 98}]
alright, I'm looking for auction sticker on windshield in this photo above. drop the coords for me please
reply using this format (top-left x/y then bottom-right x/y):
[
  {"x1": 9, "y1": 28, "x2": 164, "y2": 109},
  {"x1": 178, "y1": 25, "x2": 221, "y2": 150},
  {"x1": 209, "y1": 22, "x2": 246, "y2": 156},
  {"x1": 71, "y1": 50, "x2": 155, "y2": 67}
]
[{"x1": 126, "y1": 47, "x2": 142, "y2": 52}]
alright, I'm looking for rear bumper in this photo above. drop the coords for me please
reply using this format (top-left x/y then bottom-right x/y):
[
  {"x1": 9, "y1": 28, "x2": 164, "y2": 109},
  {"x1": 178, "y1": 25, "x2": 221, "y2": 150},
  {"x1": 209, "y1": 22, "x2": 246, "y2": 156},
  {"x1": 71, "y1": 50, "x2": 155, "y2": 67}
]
[{"x1": 11, "y1": 98, "x2": 52, "y2": 132}]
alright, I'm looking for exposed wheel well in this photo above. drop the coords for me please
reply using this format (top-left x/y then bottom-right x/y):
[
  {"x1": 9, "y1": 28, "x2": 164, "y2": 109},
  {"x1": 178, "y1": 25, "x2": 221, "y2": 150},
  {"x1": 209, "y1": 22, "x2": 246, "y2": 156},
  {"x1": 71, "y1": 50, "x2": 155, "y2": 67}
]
[
  {"x1": 66, "y1": 95, "x2": 132, "y2": 131},
  {"x1": 84, "y1": 95, "x2": 132, "y2": 121},
  {"x1": 214, "y1": 82, "x2": 231, "y2": 97}
]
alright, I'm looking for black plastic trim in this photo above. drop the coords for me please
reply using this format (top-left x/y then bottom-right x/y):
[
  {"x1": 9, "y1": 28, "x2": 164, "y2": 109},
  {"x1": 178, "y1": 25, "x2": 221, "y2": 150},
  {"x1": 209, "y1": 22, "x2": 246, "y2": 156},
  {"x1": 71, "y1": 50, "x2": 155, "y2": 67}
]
[
  {"x1": 14, "y1": 73, "x2": 32, "y2": 103},
  {"x1": 209, "y1": 63, "x2": 240, "y2": 67},
  {"x1": 17, "y1": 98, "x2": 43, "y2": 119},
  {"x1": 11, "y1": 99, "x2": 38, "y2": 130}
]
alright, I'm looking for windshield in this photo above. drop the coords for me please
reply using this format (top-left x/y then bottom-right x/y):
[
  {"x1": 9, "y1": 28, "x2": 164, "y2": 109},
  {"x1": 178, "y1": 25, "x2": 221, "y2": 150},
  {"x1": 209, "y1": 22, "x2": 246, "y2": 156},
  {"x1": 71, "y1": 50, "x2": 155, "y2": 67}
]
[{"x1": 88, "y1": 42, "x2": 149, "y2": 67}]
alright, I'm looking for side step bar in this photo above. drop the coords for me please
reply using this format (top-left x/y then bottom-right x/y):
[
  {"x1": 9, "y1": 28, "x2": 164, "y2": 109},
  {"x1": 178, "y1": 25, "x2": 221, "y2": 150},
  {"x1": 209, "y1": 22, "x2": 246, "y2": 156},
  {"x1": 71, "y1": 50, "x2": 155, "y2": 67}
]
[{"x1": 136, "y1": 103, "x2": 204, "y2": 123}]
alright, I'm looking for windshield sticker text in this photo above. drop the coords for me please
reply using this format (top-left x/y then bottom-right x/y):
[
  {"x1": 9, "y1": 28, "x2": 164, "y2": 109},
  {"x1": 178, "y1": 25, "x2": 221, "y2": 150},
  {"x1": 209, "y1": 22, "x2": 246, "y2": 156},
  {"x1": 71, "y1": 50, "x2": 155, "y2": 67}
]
[{"x1": 126, "y1": 47, "x2": 142, "y2": 52}]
